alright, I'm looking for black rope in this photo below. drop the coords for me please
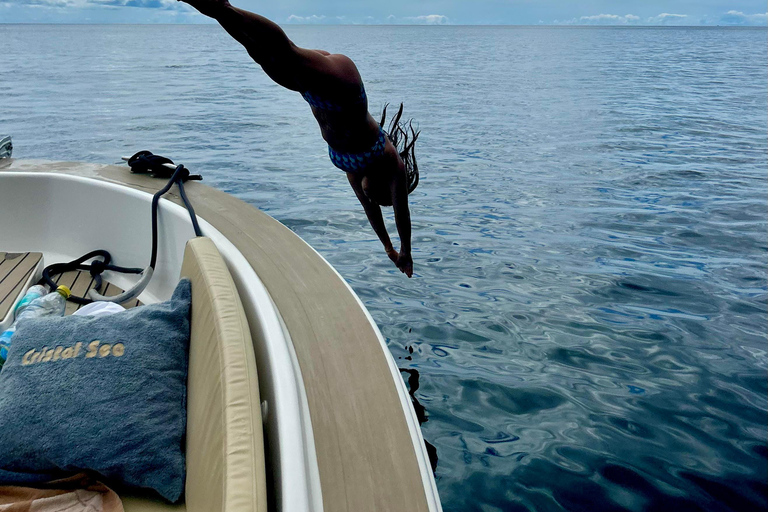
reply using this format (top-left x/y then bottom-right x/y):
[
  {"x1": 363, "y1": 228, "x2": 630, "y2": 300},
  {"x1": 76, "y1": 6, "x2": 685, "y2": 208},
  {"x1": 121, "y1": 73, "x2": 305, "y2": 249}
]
[
  {"x1": 177, "y1": 179, "x2": 203, "y2": 238},
  {"x1": 149, "y1": 163, "x2": 203, "y2": 268},
  {"x1": 42, "y1": 152, "x2": 203, "y2": 304},
  {"x1": 149, "y1": 164, "x2": 184, "y2": 269},
  {"x1": 41, "y1": 250, "x2": 143, "y2": 305}
]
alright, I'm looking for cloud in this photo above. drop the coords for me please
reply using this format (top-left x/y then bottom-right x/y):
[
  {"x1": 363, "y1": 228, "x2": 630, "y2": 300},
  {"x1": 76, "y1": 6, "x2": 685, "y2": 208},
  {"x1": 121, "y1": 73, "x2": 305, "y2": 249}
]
[
  {"x1": 560, "y1": 12, "x2": 693, "y2": 25},
  {"x1": 286, "y1": 14, "x2": 328, "y2": 24},
  {"x1": 1, "y1": 0, "x2": 70, "y2": 6},
  {"x1": 563, "y1": 10, "x2": 767, "y2": 27},
  {"x1": 580, "y1": 14, "x2": 639, "y2": 24},
  {"x1": 718, "y1": 10, "x2": 768, "y2": 26},
  {"x1": 403, "y1": 14, "x2": 449, "y2": 25},
  {"x1": 646, "y1": 13, "x2": 688, "y2": 25},
  {"x1": 283, "y1": 13, "x2": 449, "y2": 25},
  {"x1": 87, "y1": 0, "x2": 179, "y2": 9},
  {"x1": 559, "y1": 13, "x2": 640, "y2": 25},
  {"x1": 384, "y1": 13, "x2": 450, "y2": 25}
]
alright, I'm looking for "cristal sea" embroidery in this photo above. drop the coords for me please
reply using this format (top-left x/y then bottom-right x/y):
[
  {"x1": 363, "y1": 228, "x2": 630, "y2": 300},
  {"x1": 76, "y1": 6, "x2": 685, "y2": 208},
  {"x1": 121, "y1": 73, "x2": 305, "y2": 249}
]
[{"x1": 22, "y1": 340, "x2": 126, "y2": 366}]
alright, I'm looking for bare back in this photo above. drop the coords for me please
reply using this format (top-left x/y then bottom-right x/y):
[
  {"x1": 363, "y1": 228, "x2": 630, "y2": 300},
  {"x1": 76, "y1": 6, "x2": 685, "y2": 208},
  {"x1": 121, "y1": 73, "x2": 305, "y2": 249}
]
[{"x1": 290, "y1": 51, "x2": 382, "y2": 152}]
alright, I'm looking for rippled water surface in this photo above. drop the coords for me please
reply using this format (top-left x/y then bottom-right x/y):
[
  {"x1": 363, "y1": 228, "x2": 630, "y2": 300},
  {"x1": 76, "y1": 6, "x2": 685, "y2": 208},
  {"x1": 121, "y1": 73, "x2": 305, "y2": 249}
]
[{"x1": 2, "y1": 24, "x2": 767, "y2": 512}]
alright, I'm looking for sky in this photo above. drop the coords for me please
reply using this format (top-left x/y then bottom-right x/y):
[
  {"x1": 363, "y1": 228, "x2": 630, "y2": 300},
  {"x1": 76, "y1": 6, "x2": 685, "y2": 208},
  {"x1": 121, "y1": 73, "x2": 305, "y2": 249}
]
[{"x1": 1, "y1": 0, "x2": 767, "y2": 25}]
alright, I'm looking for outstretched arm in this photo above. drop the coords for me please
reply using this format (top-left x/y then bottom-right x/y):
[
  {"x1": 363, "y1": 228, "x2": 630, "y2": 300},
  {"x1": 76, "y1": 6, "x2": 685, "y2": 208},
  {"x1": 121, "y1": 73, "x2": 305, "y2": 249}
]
[
  {"x1": 347, "y1": 173, "x2": 413, "y2": 277},
  {"x1": 347, "y1": 174, "x2": 398, "y2": 259},
  {"x1": 180, "y1": 0, "x2": 360, "y2": 90},
  {"x1": 390, "y1": 169, "x2": 413, "y2": 277}
]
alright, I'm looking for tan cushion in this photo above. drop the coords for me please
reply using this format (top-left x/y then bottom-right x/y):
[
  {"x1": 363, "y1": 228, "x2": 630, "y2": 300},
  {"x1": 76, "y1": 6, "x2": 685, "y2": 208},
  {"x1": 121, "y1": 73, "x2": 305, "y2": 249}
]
[
  {"x1": 122, "y1": 496, "x2": 186, "y2": 512},
  {"x1": 124, "y1": 237, "x2": 267, "y2": 512}
]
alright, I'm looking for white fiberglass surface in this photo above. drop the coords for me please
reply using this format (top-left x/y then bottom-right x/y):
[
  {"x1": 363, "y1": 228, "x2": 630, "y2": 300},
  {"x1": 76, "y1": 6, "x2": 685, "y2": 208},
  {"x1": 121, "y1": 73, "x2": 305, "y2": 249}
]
[
  {"x1": 0, "y1": 172, "x2": 320, "y2": 512},
  {"x1": 0, "y1": 172, "x2": 190, "y2": 302}
]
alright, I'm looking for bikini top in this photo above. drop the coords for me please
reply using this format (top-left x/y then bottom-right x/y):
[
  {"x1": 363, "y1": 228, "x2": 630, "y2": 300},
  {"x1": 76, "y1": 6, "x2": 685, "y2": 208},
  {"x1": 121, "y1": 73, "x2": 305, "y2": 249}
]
[{"x1": 301, "y1": 84, "x2": 368, "y2": 112}]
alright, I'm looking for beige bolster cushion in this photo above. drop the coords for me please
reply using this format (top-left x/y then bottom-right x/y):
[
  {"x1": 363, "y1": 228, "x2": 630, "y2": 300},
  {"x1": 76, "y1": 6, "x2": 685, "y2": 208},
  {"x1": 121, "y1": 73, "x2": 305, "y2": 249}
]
[{"x1": 180, "y1": 237, "x2": 267, "y2": 512}]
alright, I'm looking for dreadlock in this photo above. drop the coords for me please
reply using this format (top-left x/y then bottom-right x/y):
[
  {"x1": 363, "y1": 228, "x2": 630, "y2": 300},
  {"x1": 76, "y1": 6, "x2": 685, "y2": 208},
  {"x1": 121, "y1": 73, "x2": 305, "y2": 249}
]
[{"x1": 380, "y1": 103, "x2": 420, "y2": 193}]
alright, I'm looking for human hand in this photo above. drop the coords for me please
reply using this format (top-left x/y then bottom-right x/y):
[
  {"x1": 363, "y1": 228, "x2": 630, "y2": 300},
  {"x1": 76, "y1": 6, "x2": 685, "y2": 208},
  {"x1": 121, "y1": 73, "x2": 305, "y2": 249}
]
[
  {"x1": 177, "y1": 0, "x2": 230, "y2": 18},
  {"x1": 395, "y1": 251, "x2": 413, "y2": 278},
  {"x1": 386, "y1": 247, "x2": 399, "y2": 264}
]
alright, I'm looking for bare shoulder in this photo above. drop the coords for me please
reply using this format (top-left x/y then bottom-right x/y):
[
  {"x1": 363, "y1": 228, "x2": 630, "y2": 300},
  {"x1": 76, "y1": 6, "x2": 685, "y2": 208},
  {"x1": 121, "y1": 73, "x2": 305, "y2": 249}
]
[
  {"x1": 326, "y1": 53, "x2": 357, "y2": 70},
  {"x1": 294, "y1": 48, "x2": 362, "y2": 85},
  {"x1": 320, "y1": 53, "x2": 362, "y2": 83},
  {"x1": 327, "y1": 54, "x2": 361, "y2": 83}
]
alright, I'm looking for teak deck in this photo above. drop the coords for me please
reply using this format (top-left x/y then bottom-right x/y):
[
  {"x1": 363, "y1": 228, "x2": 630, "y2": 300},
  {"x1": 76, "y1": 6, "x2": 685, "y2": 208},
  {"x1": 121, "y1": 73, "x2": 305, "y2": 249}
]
[
  {"x1": 0, "y1": 254, "x2": 141, "y2": 319},
  {"x1": 54, "y1": 270, "x2": 142, "y2": 316},
  {"x1": 0, "y1": 252, "x2": 42, "y2": 321},
  {"x1": 1, "y1": 159, "x2": 434, "y2": 512}
]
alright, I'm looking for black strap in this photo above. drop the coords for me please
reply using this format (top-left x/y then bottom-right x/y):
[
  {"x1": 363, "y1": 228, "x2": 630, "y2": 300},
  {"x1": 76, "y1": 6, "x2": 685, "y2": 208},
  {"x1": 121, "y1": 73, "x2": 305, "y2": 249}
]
[
  {"x1": 42, "y1": 152, "x2": 203, "y2": 305},
  {"x1": 42, "y1": 250, "x2": 143, "y2": 305},
  {"x1": 127, "y1": 151, "x2": 175, "y2": 177},
  {"x1": 127, "y1": 150, "x2": 203, "y2": 181}
]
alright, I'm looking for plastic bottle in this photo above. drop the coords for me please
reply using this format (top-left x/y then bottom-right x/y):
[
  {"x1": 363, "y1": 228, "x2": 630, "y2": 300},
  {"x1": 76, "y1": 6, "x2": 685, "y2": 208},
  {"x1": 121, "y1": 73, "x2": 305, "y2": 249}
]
[
  {"x1": 16, "y1": 285, "x2": 71, "y2": 320},
  {"x1": 12, "y1": 284, "x2": 49, "y2": 319},
  {"x1": 0, "y1": 285, "x2": 71, "y2": 368}
]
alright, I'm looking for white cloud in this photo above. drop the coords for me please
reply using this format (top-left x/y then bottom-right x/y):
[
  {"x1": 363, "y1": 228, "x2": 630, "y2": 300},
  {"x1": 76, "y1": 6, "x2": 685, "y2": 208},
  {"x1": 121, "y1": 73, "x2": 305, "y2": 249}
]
[
  {"x1": 562, "y1": 13, "x2": 641, "y2": 25},
  {"x1": 403, "y1": 14, "x2": 449, "y2": 25},
  {"x1": 385, "y1": 14, "x2": 450, "y2": 25},
  {"x1": 560, "y1": 12, "x2": 696, "y2": 26},
  {"x1": 285, "y1": 14, "x2": 327, "y2": 24},
  {"x1": 1, "y1": 0, "x2": 71, "y2": 6},
  {"x1": 647, "y1": 13, "x2": 688, "y2": 25},
  {"x1": 285, "y1": 13, "x2": 450, "y2": 25},
  {"x1": 718, "y1": 10, "x2": 768, "y2": 25},
  {"x1": 583, "y1": 14, "x2": 639, "y2": 23},
  {"x1": 87, "y1": 0, "x2": 179, "y2": 9}
]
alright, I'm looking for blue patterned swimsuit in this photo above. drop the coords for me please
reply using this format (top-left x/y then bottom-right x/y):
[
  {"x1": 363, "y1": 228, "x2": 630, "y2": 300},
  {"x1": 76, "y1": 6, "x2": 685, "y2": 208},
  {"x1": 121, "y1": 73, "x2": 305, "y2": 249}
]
[{"x1": 302, "y1": 85, "x2": 387, "y2": 173}]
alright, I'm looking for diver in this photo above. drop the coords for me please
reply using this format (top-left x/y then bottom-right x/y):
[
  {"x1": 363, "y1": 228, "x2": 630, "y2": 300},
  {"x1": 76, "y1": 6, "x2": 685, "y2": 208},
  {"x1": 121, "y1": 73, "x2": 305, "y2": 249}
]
[{"x1": 179, "y1": 0, "x2": 419, "y2": 277}]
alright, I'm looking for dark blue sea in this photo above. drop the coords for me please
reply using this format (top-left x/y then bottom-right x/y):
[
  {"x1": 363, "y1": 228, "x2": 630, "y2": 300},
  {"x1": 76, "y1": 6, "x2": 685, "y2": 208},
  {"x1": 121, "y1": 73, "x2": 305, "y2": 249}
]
[{"x1": 2, "y1": 24, "x2": 767, "y2": 512}]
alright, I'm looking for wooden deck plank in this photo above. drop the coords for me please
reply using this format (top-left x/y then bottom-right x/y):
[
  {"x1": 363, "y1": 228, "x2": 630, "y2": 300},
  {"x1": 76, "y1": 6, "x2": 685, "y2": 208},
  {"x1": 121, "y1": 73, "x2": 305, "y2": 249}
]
[
  {"x1": 66, "y1": 271, "x2": 95, "y2": 314},
  {"x1": 53, "y1": 270, "x2": 83, "y2": 316},
  {"x1": 0, "y1": 252, "x2": 26, "y2": 279},
  {"x1": 2, "y1": 253, "x2": 141, "y2": 320},
  {"x1": 99, "y1": 281, "x2": 141, "y2": 310},
  {"x1": 101, "y1": 282, "x2": 115, "y2": 297},
  {"x1": 48, "y1": 271, "x2": 142, "y2": 316},
  {"x1": 1, "y1": 160, "x2": 436, "y2": 512},
  {"x1": 0, "y1": 252, "x2": 42, "y2": 322}
]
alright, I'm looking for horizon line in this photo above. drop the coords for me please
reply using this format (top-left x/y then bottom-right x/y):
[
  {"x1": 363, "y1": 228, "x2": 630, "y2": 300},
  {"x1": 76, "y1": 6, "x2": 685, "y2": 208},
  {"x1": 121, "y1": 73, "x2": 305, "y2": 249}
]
[{"x1": 1, "y1": 22, "x2": 766, "y2": 27}]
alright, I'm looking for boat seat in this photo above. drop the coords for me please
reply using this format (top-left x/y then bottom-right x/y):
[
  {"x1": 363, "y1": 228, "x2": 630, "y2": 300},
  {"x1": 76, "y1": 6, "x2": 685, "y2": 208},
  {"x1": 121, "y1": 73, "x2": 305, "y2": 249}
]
[{"x1": 122, "y1": 237, "x2": 267, "y2": 512}]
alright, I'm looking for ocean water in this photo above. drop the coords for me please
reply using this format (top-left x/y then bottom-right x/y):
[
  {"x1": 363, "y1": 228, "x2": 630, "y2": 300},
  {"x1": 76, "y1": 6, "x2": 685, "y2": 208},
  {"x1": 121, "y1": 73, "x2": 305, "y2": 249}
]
[{"x1": 2, "y1": 24, "x2": 767, "y2": 512}]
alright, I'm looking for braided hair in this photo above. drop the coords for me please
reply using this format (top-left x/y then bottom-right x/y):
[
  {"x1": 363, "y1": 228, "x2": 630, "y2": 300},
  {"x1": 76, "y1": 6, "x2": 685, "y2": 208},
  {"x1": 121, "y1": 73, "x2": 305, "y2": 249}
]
[{"x1": 380, "y1": 103, "x2": 420, "y2": 193}]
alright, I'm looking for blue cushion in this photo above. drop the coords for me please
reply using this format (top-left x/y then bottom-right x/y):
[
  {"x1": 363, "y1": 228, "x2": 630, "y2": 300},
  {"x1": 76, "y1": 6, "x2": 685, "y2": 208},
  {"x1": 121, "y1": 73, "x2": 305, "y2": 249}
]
[{"x1": 0, "y1": 279, "x2": 191, "y2": 502}]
